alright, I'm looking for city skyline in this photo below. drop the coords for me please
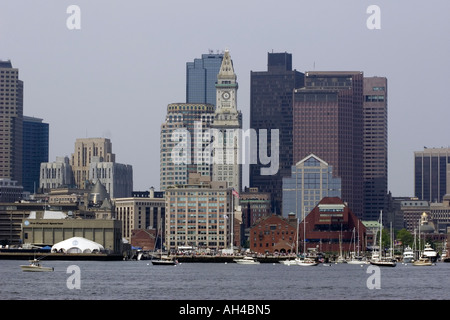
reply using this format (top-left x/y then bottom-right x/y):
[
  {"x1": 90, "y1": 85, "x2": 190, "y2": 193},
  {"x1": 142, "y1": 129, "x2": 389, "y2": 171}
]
[{"x1": 1, "y1": 1, "x2": 449, "y2": 197}]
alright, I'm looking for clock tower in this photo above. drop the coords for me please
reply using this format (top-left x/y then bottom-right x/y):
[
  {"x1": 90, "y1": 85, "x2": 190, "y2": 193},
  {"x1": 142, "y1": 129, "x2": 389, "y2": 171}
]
[{"x1": 211, "y1": 49, "x2": 242, "y2": 192}]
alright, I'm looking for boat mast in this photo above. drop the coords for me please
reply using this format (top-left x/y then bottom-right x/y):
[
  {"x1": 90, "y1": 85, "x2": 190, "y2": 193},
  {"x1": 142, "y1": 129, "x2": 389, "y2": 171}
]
[
  {"x1": 379, "y1": 210, "x2": 383, "y2": 258},
  {"x1": 303, "y1": 206, "x2": 306, "y2": 255}
]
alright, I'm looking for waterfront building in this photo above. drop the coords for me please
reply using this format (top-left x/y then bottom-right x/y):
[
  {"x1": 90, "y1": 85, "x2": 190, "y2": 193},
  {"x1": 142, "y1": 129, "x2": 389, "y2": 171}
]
[
  {"x1": 165, "y1": 173, "x2": 236, "y2": 252},
  {"x1": 21, "y1": 213, "x2": 122, "y2": 254},
  {"x1": 293, "y1": 71, "x2": 364, "y2": 218},
  {"x1": 114, "y1": 190, "x2": 165, "y2": 245},
  {"x1": 0, "y1": 202, "x2": 79, "y2": 245},
  {"x1": 299, "y1": 197, "x2": 367, "y2": 254},
  {"x1": 89, "y1": 156, "x2": 133, "y2": 198},
  {"x1": 22, "y1": 116, "x2": 49, "y2": 194},
  {"x1": 249, "y1": 52, "x2": 305, "y2": 214},
  {"x1": 0, "y1": 60, "x2": 23, "y2": 185},
  {"x1": 249, "y1": 213, "x2": 297, "y2": 255},
  {"x1": 130, "y1": 228, "x2": 157, "y2": 251},
  {"x1": 40, "y1": 156, "x2": 74, "y2": 191},
  {"x1": 414, "y1": 147, "x2": 450, "y2": 203},
  {"x1": 71, "y1": 138, "x2": 115, "y2": 190},
  {"x1": 186, "y1": 52, "x2": 223, "y2": 106},
  {"x1": 239, "y1": 187, "x2": 271, "y2": 229},
  {"x1": 282, "y1": 154, "x2": 341, "y2": 219},
  {"x1": 211, "y1": 49, "x2": 242, "y2": 192},
  {"x1": 363, "y1": 77, "x2": 388, "y2": 221},
  {"x1": 160, "y1": 103, "x2": 215, "y2": 190}
]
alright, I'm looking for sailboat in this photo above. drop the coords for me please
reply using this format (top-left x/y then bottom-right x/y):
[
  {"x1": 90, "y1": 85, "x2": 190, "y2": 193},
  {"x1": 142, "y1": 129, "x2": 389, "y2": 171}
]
[
  {"x1": 347, "y1": 226, "x2": 368, "y2": 265},
  {"x1": 336, "y1": 225, "x2": 347, "y2": 263},
  {"x1": 279, "y1": 216, "x2": 300, "y2": 266},
  {"x1": 296, "y1": 208, "x2": 318, "y2": 266},
  {"x1": 370, "y1": 211, "x2": 396, "y2": 267},
  {"x1": 151, "y1": 219, "x2": 178, "y2": 266}
]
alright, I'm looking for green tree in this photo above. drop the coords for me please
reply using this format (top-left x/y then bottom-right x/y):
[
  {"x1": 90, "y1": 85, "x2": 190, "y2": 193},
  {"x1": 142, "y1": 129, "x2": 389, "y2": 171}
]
[{"x1": 396, "y1": 228, "x2": 414, "y2": 248}]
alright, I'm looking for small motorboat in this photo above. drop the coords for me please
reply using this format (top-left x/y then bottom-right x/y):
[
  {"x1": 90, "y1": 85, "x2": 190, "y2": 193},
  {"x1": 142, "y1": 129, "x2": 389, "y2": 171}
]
[
  {"x1": 412, "y1": 256, "x2": 433, "y2": 266},
  {"x1": 296, "y1": 257, "x2": 319, "y2": 266},
  {"x1": 20, "y1": 259, "x2": 54, "y2": 272},
  {"x1": 234, "y1": 256, "x2": 260, "y2": 264},
  {"x1": 151, "y1": 256, "x2": 178, "y2": 266}
]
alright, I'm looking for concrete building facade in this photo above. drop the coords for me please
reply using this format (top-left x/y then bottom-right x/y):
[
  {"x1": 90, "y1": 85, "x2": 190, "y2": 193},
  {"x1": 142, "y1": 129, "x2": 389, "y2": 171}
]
[
  {"x1": 164, "y1": 174, "x2": 234, "y2": 251},
  {"x1": 0, "y1": 60, "x2": 23, "y2": 185}
]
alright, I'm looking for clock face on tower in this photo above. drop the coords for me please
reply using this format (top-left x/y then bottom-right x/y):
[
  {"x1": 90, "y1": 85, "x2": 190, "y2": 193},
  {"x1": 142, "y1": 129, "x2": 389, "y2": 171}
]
[{"x1": 222, "y1": 91, "x2": 231, "y2": 100}]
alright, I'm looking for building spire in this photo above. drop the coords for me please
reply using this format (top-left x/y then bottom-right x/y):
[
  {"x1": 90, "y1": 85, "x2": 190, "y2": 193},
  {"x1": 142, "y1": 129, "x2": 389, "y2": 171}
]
[{"x1": 217, "y1": 49, "x2": 236, "y2": 83}]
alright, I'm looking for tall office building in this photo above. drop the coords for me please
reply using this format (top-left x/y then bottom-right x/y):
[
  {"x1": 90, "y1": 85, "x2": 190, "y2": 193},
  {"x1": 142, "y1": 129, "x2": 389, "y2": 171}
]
[
  {"x1": 186, "y1": 52, "x2": 224, "y2": 106},
  {"x1": 0, "y1": 60, "x2": 23, "y2": 185},
  {"x1": 211, "y1": 49, "x2": 242, "y2": 192},
  {"x1": 414, "y1": 147, "x2": 450, "y2": 203},
  {"x1": 160, "y1": 103, "x2": 215, "y2": 190},
  {"x1": 40, "y1": 156, "x2": 73, "y2": 190},
  {"x1": 363, "y1": 77, "x2": 388, "y2": 220},
  {"x1": 249, "y1": 52, "x2": 304, "y2": 214},
  {"x1": 282, "y1": 154, "x2": 341, "y2": 218},
  {"x1": 89, "y1": 156, "x2": 133, "y2": 198},
  {"x1": 71, "y1": 137, "x2": 115, "y2": 189},
  {"x1": 293, "y1": 71, "x2": 364, "y2": 218},
  {"x1": 22, "y1": 116, "x2": 49, "y2": 193}
]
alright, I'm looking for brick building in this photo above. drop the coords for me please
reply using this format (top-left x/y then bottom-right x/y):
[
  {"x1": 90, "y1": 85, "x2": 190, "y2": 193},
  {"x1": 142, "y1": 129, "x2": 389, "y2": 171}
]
[
  {"x1": 299, "y1": 197, "x2": 367, "y2": 254},
  {"x1": 249, "y1": 214, "x2": 298, "y2": 254}
]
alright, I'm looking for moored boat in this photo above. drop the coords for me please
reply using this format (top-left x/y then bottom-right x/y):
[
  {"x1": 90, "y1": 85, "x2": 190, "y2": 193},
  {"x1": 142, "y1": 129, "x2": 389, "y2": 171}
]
[
  {"x1": 234, "y1": 256, "x2": 260, "y2": 264},
  {"x1": 296, "y1": 257, "x2": 319, "y2": 266},
  {"x1": 422, "y1": 243, "x2": 437, "y2": 263},
  {"x1": 412, "y1": 256, "x2": 433, "y2": 266},
  {"x1": 402, "y1": 246, "x2": 414, "y2": 263}
]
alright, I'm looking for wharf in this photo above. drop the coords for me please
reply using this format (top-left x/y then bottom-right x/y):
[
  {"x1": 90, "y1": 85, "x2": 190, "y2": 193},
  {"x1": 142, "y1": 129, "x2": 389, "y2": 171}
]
[
  {"x1": 0, "y1": 250, "x2": 123, "y2": 261},
  {"x1": 172, "y1": 255, "x2": 288, "y2": 263}
]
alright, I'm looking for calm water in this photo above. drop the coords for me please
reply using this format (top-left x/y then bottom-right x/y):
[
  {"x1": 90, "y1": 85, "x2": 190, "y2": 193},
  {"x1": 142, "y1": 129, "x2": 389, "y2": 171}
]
[{"x1": 1, "y1": 259, "x2": 449, "y2": 300}]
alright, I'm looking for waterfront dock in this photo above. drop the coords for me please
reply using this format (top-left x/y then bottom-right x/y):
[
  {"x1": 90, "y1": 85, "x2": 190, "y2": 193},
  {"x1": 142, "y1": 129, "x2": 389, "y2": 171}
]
[{"x1": 0, "y1": 250, "x2": 123, "y2": 261}]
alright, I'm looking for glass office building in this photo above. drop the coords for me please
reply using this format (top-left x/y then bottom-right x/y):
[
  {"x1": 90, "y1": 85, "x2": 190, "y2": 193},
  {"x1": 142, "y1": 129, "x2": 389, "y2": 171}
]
[
  {"x1": 282, "y1": 154, "x2": 341, "y2": 219},
  {"x1": 22, "y1": 116, "x2": 49, "y2": 193},
  {"x1": 186, "y1": 53, "x2": 223, "y2": 106},
  {"x1": 414, "y1": 147, "x2": 450, "y2": 203},
  {"x1": 249, "y1": 52, "x2": 304, "y2": 214}
]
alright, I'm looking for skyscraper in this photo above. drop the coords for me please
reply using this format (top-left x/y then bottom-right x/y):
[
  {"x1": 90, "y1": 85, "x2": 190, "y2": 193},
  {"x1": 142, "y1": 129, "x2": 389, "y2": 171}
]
[
  {"x1": 293, "y1": 71, "x2": 364, "y2": 218},
  {"x1": 211, "y1": 49, "x2": 242, "y2": 192},
  {"x1": 363, "y1": 77, "x2": 388, "y2": 220},
  {"x1": 71, "y1": 138, "x2": 115, "y2": 189},
  {"x1": 0, "y1": 60, "x2": 23, "y2": 185},
  {"x1": 414, "y1": 147, "x2": 450, "y2": 203},
  {"x1": 160, "y1": 103, "x2": 215, "y2": 190},
  {"x1": 249, "y1": 52, "x2": 304, "y2": 214},
  {"x1": 22, "y1": 116, "x2": 49, "y2": 193},
  {"x1": 186, "y1": 52, "x2": 224, "y2": 106}
]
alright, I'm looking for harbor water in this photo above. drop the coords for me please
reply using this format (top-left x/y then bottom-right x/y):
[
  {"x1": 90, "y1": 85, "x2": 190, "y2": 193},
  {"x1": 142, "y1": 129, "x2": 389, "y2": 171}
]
[{"x1": 1, "y1": 259, "x2": 450, "y2": 300}]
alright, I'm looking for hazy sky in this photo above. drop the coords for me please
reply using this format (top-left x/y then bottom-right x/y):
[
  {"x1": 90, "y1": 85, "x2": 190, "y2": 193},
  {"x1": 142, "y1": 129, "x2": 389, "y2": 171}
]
[{"x1": 1, "y1": 1, "x2": 449, "y2": 196}]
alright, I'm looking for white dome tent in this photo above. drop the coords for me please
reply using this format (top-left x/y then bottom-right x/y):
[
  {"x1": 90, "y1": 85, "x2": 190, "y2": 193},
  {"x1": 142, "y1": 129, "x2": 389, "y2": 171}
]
[{"x1": 51, "y1": 237, "x2": 105, "y2": 254}]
